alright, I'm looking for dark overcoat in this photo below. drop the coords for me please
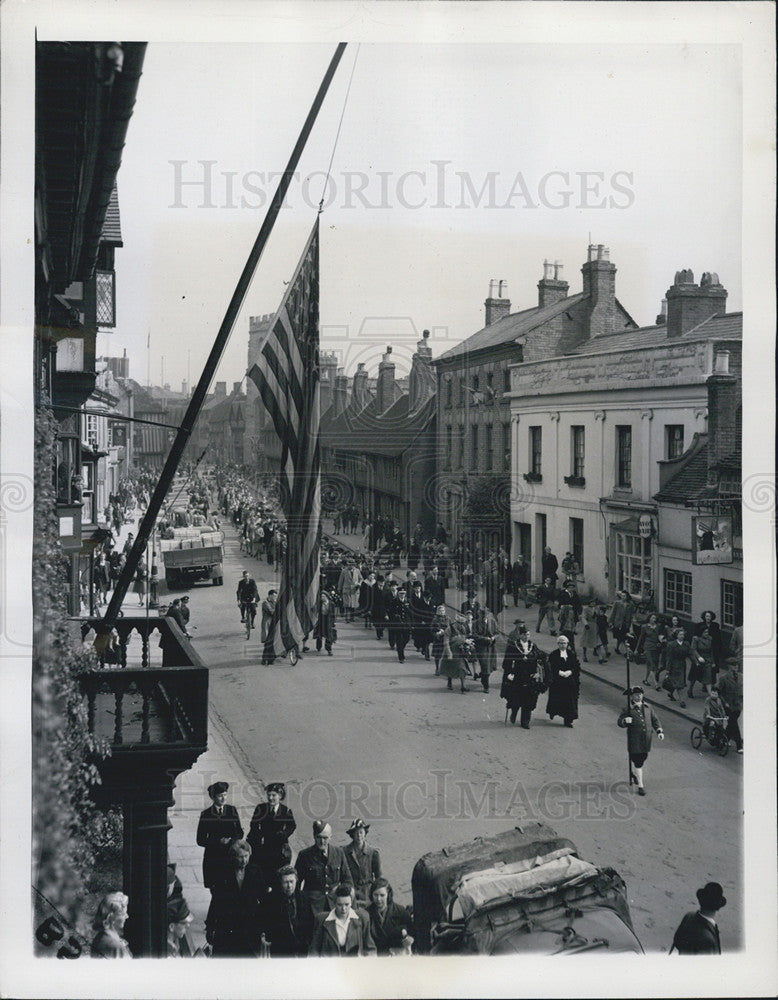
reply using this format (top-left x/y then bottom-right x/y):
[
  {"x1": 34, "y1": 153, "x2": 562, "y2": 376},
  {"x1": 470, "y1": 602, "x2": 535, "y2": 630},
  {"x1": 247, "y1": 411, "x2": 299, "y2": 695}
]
[
  {"x1": 246, "y1": 802, "x2": 296, "y2": 872},
  {"x1": 500, "y1": 637, "x2": 545, "y2": 711},
  {"x1": 196, "y1": 804, "x2": 244, "y2": 889}
]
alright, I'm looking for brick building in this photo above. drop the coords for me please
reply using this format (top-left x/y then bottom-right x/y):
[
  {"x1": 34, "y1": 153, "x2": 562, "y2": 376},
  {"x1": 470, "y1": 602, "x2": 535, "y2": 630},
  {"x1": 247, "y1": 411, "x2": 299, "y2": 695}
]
[{"x1": 433, "y1": 250, "x2": 637, "y2": 551}]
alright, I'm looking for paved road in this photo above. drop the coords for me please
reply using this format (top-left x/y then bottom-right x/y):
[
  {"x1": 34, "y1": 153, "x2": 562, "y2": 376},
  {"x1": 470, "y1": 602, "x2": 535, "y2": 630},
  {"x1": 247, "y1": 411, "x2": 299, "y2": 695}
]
[{"x1": 174, "y1": 522, "x2": 743, "y2": 953}]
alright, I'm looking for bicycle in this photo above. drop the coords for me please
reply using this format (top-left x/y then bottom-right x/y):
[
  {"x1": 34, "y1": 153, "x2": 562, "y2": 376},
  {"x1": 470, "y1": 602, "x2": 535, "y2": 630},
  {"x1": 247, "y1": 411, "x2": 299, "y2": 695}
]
[
  {"x1": 241, "y1": 600, "x2": 257, "y2": 640},
  {"x1": 690, "y1": 717, "x2": 731, "y2": 757}
]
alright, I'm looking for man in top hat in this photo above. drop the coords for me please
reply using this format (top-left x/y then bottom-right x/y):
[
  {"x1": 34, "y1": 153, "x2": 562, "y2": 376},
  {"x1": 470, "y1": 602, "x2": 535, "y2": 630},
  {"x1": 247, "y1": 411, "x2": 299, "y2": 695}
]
[
  {"x1": 343, "y1": 819, "x2": 382, "y2": 904},
  {"x1": 196, "y1": 781, "x2": 244, "y2": 893},
  {"x1": 617, "y1": 687, "x2": 664, "y2": 796},
  {"x1": 295, "y1": 820, "x2": 352, "y2": 916},
  {"x1": 670, "y1": 882, "x2": 727, "y2": 954}
]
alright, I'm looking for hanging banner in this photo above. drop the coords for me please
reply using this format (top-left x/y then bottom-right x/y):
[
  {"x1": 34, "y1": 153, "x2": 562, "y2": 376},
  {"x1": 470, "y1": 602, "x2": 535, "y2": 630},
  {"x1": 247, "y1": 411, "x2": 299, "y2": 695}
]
[{"x1": 691, "y1": 515, "x2": 733, "y2": 565}]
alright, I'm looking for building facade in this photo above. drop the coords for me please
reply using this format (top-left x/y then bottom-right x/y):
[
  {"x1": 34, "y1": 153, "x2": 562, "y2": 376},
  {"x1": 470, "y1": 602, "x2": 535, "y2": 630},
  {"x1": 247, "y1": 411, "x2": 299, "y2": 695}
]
[{"x1": 508, "y1": 255, "x2": 742, "y2": 630}]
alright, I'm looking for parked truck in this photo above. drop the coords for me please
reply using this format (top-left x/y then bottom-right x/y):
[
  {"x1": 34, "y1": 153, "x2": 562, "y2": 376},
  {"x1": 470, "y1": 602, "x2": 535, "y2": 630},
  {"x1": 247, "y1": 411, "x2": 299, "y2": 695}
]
[{"x1": 160, "y1": 526, "x2": 224, "y2": 589}]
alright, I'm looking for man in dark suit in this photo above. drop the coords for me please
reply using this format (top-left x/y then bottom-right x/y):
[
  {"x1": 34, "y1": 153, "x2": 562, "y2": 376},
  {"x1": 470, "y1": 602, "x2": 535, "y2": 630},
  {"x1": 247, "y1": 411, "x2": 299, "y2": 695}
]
[
  {"x1": 261, "y1": 866, "x2": 313, "y2": 957},
  {"x1": 295, "y1": 821, "x2": 352, "y2": 916},
  {"x1": 371, "y1": 574, "x2": 386, "y2": 640},
  {"x1": 196, "y1": 781, "x2": 244, "y2": 894},
  {"x1": 423, "y1": 565, "x2": 445, "y2": 609},
  {"x1": 385, "y1": 583, "x2": 411, "y2": 663},
  {"x1": 671, "y1": 882, "x2": 726, "y2": 954}
]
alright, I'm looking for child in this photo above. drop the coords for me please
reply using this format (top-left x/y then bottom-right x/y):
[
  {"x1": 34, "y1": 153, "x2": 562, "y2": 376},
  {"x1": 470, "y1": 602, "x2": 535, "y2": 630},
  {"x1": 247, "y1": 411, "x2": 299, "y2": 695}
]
[
  {"x1": 702, "y1": 687, "x2": 727, "y2": 741},
  {"x1": 580, "y1": 603, "x2": 597, "y2": 663},
  {"x1": 592, "y1": 606, "x2": 610, "y2": 663}
]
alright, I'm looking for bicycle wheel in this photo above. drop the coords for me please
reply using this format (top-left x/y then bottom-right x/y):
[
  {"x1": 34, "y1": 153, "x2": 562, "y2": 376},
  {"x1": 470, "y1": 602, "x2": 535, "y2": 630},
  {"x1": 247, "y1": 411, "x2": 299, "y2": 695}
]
[
  {"x1": 690, "y1": 727, "x2": 703, "y2": 750},
  {"x1": 718, "y1": 737, "x2": 731, "y2": 757},
  {"x1": 245, "y1": 614, "x2": 252, "y2": 640},
  {"x1": 288, "y1": 646, "x2": 299, "y2": 666}
]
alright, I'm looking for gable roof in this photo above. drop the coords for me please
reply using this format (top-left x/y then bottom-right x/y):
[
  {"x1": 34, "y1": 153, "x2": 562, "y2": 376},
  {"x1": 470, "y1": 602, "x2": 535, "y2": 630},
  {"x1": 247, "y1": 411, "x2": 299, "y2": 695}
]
[{"x1": 437, "y1": 293, "x2": 587, "y2": 363}]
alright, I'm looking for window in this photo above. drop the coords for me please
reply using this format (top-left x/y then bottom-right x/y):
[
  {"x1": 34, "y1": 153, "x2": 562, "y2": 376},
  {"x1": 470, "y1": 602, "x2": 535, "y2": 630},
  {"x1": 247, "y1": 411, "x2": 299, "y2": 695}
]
[
  {"x1": 81, "y1": 462, "x2": 95, "y2": 524},
  {"x1": 471, "y1": 424, "x2": 479, "y2": 470},
  {"x1": 485, "y1": 371, "x2": 494, "y2": 402},
  {"x1": 458, "y1": 424, "x2": 465, "y2": 469},
  {"x1": 721, "y1": 580, "x2": 743, "y2": 629},
  {"x1": 616, "y1": 532, "x2": 652, "y2": 600},
  {"x1": 459, "y1": 378, "x2": 466, "y2": 406},
  {"x1": 485, "y1": 424, "x2": 493, "y2": 470},
  {"x1": 84, "y1": 413, "x2": 99, "y2": 449},
  {"x1": 529, "y1": 426, "x2": 542, "y2": 476},
  {"x1": 502, "y1": 422, "x2": 511, "y2": 471},
  {"x1": 503, "y1": 369, "x2": 511, "y2": 394},
  {"x1": 664, "y1": 568, "x2": 692, "y2": 616},
  {"x1": 616, "y1": 425, "x2": 632, "y2": 488},
  {"x1": 571, "y1": 425, "x2": 585, "y2": 478},
  {"x1": 570, "y1": 518, "x2": 584, "y2": 572},
  {"x1": 95, "y1": 269, "x2": 116, "y2": 327},
  {"x1": 472, "y1": 374, "x2": 480, "y2": 394},
  {"x1": 445, "y1": 425, "x2": 452, "y2": 469},
  {"x1": 56, "y1": 437, "x2": 78, "y2": 503},
  {"x1": 666, "y1": 424, "x2": 684, "y2": 459},
  {"x1": 445, "y1": 379, "x2": 453, "y2": 408}
]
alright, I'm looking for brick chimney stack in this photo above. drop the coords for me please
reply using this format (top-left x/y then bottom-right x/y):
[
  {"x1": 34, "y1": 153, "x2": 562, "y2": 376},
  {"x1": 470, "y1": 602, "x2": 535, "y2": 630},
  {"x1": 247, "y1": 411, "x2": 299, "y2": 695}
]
[
  {"x1": 581, "y1": 244, "x2": 617, "y2": 338},
  {"x1": 214, "y1": 381, "x2": 227, "y2": 397},
  {"x1": 706, "y1": 348, "x2": 740, "y2": 486},
  {"x1": 376, "y1": 345, "x2": 396, "y2": 414},
  {"x1": 409, "y1": 329, "x2": 435, "y2": 410},
  {"x1": 232, "y1": 381, "x2": 242, "y2": 395},
  {"x1": 352, "y1": 363, "x2": 370, "y2": 411},
  {"x1": 485, "y1": 279, "x2": 511, "y2": 326},
  {"x1": 538, "y1": 258, "x2": 569, "y2": 308},
  {"x1": 332, "y1": 369, "x2": 349, "y2": 418},
  {"x1": 666, "y1": 270, "x2": 727, "y2": 338}
]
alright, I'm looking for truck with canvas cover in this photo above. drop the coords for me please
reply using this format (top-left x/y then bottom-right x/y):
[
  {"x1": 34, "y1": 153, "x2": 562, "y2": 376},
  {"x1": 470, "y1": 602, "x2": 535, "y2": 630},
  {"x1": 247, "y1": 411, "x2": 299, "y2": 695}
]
[
  {"x1": 411, "y1": 822, "x2": 643, "y2": 955},
  {"x1": 160, "y1": 526, "x2": 224, "y2": 588}
]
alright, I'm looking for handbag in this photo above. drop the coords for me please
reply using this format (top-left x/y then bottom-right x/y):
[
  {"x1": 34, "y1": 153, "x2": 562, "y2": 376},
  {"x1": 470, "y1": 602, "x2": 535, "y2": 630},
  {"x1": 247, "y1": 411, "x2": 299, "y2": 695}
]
[{"x1": 662, "y1": 675, "x2": 675, "y2": 693}]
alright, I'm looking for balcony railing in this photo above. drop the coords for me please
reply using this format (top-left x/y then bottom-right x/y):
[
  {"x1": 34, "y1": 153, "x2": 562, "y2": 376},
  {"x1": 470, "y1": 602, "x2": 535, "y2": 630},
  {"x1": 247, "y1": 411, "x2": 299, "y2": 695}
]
[{"x1": 78, "y1": 616, "x2": 208, "y2": 750}]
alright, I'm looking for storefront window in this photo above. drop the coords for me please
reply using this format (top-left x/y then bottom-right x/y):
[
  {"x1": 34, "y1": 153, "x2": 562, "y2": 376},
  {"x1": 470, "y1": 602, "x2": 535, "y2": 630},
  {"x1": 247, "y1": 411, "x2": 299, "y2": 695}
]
[{"x1": 615, "y1": 531, "x2": 652, "y2": 599}]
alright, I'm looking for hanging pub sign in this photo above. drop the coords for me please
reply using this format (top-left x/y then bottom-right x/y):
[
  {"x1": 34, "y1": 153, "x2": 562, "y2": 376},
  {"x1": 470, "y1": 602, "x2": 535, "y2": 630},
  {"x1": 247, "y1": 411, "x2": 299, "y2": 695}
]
[
  {"x1": 638, "y1": 514, "x2": 653, "y2": 539},
  {"x1": 691, "y1": 514, "x2": 733, "y2": 565},
  {"x1": 109, "y1": 420, "x2": 127, "y2": 447}
]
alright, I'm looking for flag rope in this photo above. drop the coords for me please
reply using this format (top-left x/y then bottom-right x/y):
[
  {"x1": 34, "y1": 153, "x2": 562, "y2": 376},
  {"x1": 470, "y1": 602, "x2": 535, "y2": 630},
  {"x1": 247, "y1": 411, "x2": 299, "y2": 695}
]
[{"x1": 319, "y1": 44, "x2": 361, "y2": 214}]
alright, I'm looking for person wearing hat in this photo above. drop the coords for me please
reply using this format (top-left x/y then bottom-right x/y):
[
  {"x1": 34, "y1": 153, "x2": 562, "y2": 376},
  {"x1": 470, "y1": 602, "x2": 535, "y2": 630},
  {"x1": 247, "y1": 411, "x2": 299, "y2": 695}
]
[
  {"x1": 409, "y1": 580, "x2": 434, "y2": 660},
  {"x1": 473, "y1": 604, "x2": 498, "y2": 693},
  {"x1": 295, "y1": 821, "x2": 352, "y2": 916},
  {"x1": 670, "y1": 882, "x2": 727, "y2": 953},
  {"x1": 617, "y1": 687, "x2": 664, "y2": 795},
  {"x1": 247, "y1": 782, "x2": 297, "y2": 873},
  {"x1": 500, "y1": 622, "x2": 547, "y2": 727},
  {"x1": 167, "y1": 893, "x2": 194, "y2": 957},
  {"x1": 196, "y1": 781, "x2": 244, "y2": 894},
  {"x1": 337, "y1": 558, "x2": 362, "y2": 623},
  {"x1": 260, "y1": 866, "x2": 313, "y2": 957},
  {"x1": 715, "y1": 659, "x2": 744, "y2": 753},
  {"x1": 694, "y1": 610, "x2": 724, "y2": 683},
  {"x1": 385, "y1": 581, "x2": 411, "y2": 663},
  {"x1": 343, "y1": 819, "x2": 382, "y2": 904}
]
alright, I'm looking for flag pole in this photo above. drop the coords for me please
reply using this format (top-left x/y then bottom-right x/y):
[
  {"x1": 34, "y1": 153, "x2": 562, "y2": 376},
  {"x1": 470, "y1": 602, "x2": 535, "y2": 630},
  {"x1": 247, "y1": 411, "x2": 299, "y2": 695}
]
[
  {"x1": 625, "y1": 649, "x2": 632, "y2": 786},
  {"x1": 99, "y1": 42, "x2": 348, "y2": 635}
]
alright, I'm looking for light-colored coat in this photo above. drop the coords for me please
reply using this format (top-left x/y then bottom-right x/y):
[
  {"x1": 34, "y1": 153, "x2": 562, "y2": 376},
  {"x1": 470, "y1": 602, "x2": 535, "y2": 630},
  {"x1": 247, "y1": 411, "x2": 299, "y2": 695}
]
[{"x1": 309, "y1": 907, "x2": 376, "y2": 957}]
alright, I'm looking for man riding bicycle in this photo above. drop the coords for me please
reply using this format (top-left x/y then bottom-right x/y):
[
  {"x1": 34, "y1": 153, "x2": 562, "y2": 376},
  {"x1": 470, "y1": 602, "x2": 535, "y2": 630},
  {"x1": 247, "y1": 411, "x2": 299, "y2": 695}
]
[{"x1": 237, "y1": 570, "x2": 260, "y2": 629}]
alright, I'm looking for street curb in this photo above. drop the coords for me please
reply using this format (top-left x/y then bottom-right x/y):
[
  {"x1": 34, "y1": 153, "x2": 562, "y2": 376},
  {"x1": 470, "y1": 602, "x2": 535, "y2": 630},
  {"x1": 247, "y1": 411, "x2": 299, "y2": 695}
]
[{"x1": 320, "y1": 526, "x2": 704, "y2": 728}]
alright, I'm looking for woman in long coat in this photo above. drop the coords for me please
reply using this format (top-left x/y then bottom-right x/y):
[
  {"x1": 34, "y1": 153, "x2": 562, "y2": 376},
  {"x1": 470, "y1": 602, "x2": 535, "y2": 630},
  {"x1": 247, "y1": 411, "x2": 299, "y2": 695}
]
[
  {"x1": 500, "y1": 623, "x2": 546, "y2": 728},
  {"x1": 689, "y1": 626, "x2": 714, "y2": 698},
  {"x1": 439, "y1": 618, "x2": 471, "y2": 693},
  {"x1": 663, "y1": 628, "x2": 694, "y2": 707},
  {"x1": 694, "y1": 610, "x2": 723, "y2": 683},
  {"x1": 545, "y1": 635, "x2": 581, "y2": 727}
]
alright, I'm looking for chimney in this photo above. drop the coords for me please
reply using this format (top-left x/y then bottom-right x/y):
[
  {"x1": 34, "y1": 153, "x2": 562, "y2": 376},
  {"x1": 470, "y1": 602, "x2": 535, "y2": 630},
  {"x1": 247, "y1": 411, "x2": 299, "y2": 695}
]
[
  {"x1": 705, "y1": 348, "x2": 740, "y2": 486},
  {"x1": 485, "y1": 279, "x2": 511, "y2": 326},
  {"x1": 332, "y1": 369, "x2": 349, "y2": 418},
  {"x1": 352, "y1": 363, "x2": 370, "y2": 411},
  {"x1": 215, "y1": 381, "x2": 227, "y2": 396},
  {"x1": 409, "y1": 329, "x2": 435, "y2": 410},
  {"x1": 376, "y1": 346, "x2": 396, "y2": 415},
  {"x1": 181, "y1": 379, "x2": 188, "y2": 394},
  {"x1": 537, "y1": 258, "x2": 569, "y2": 308},
  {"x1": 656, "y1": 299, "x2": 667, "y2": 326},
  {"x1": 666, "y1": 270, "x2": 728, "y2": 338},
  {"x1": 581, "y1": 243, "x2": 617, "y2": 338},
  {"x1": 233, "y1": 381, "x2": 242, "y2": 395}
]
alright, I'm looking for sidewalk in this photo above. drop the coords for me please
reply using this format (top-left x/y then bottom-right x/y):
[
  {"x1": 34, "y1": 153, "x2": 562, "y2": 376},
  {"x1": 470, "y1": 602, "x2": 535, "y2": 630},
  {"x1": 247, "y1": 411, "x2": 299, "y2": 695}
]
[{"x1": 320, "y1": 517, "x2": 706, "y2": 728}]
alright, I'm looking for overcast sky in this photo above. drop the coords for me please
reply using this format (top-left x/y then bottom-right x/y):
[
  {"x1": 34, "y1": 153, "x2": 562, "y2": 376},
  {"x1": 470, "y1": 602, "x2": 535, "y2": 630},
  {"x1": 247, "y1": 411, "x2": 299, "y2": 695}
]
[{"x1": 106, "y1": 39, "x2": 742, "y2": 388}]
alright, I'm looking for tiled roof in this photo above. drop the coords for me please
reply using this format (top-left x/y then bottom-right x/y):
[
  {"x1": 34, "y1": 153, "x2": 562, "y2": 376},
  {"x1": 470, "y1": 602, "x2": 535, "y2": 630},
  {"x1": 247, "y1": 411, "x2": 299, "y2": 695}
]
[
  {"x1": 101, "y1": 185, "x2": 123, "y2": 245},
  {"x1": 321, "y1": 395, "x2": 435, "y2": 457},
  {"x1": 654, "y1": 444, "x2": 709, "y2": 503},
  {"x1": 572, "y1": 311, "x2": 742, "y2": 356},
  {"x1": 437, "y1": 293, "x2": 588, "y2": 362}
]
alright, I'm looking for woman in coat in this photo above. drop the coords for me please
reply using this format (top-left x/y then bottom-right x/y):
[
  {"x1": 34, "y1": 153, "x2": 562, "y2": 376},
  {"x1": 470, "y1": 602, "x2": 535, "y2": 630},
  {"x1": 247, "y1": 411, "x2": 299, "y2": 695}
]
[
  {"x1": 637, "y1": 613, "x2": 665, "y2": 689},
  {"x1": 663, "y1": 628, "x2": 695, "y2": 707},
  {"x1": 430, "y1": 605, "x2": 449, "y2": 676},
  {"x1": 247, "y1": 782, "x2": 296, "y2": 874},
  {"x1": 689, "y1": 626, "x2": 715, "y2": 698},
  {"x1": 694, "y1": 610, "x2": 723, "y2": 683},
  {"x1": 439, "y1": 617, "x2": 472, "y2": 693},
  {"x1": 608, "y1": 591, "x2": 633, "y2": 654},
  {"x1": 366, "y1": 878, "x2": 413, "y2": 956},
  {"x1": 545, "y1": 635, "x2": 581, "y2": 728},
  {"x1": 500, "y1": 623, "x2": 546, "y2": 728},
  {"x1": 133, "y1": 560, "x2": 148, "y2": 606},
  {"x1": 473, "y1": 605, "x2": 498, "y2": 693}
]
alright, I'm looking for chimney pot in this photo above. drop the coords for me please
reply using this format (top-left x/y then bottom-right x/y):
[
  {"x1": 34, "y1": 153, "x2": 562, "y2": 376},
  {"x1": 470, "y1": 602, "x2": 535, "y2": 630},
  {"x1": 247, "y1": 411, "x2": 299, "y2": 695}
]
[
  {"x1": 543, "y1": 260, "x2": 553, "y2": 280},
  {"x1": 714, "y1": 350, "x2": 730, "y2": 374}
]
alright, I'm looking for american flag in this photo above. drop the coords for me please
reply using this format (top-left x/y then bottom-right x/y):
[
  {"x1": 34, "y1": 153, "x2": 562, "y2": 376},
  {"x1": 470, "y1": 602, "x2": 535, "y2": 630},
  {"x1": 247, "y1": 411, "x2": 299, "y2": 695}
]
[{"x1": 247, "y1": 220, "x2": 321, "y2": 658}]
